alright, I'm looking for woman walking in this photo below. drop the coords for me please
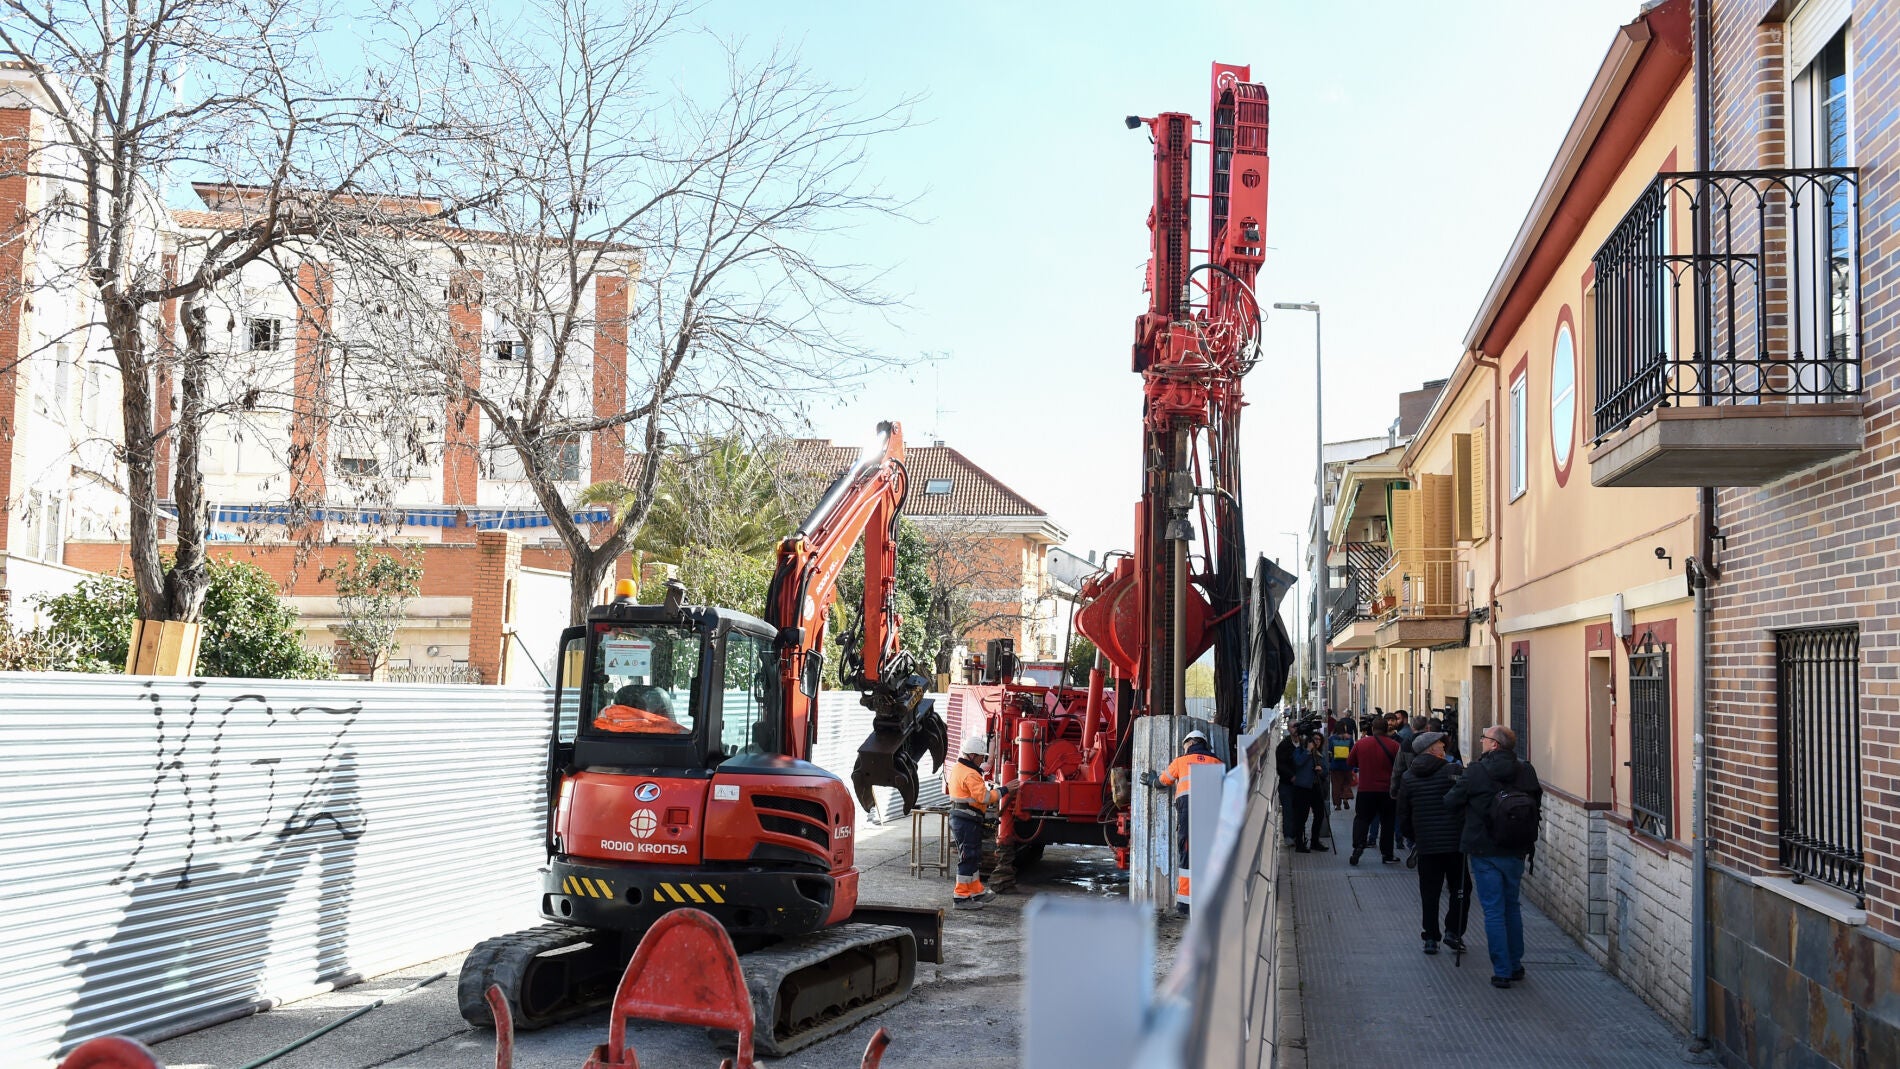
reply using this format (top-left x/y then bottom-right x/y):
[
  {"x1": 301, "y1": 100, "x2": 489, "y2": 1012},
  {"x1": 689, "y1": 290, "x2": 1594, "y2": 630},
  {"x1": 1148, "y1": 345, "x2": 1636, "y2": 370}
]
[{"x1": 1327, "y1": 718, "x2": 1357, "y2": 810}]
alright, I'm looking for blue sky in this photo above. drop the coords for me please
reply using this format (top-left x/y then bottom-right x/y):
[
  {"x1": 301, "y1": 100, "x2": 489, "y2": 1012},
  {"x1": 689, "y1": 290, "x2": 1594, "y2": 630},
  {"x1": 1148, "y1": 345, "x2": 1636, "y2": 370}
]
[{"x1": 657, "y1": 0, "x2": 1647, "y2": 576}]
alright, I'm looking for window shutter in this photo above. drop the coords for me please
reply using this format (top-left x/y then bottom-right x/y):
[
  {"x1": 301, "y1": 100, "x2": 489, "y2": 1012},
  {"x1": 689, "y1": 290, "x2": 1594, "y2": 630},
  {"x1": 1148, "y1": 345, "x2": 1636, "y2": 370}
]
[
  {"x1": 1453, "y1": 433, "x2": 1475, "y2": 541},
  {"x1": 1470, "y1": 426, "x2": 1489, "y2": 542},
  {"x1": 1422, "y1": 473, "x2": 1455, "y2": 549},
  {"x1": 1389, "y1": 488, "x2": 1420, "y2": 555}
]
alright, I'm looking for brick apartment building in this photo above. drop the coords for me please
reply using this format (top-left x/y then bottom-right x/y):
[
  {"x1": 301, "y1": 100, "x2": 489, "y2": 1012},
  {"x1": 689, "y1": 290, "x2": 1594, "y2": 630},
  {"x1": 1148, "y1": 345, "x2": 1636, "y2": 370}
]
[
  {"x1": 784, "y1": 437, "x2": 1069, "y2": 670},
  {"x1": 0, "y1": 65, "x2": 638, "y2": 673}
]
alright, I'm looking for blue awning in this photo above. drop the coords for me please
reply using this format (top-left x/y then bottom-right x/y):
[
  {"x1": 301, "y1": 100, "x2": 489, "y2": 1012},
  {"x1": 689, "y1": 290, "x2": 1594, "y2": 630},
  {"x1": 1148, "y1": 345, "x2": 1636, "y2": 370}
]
[{"x1": 180, "y1": 501, "x2": 616, "y2": 529}]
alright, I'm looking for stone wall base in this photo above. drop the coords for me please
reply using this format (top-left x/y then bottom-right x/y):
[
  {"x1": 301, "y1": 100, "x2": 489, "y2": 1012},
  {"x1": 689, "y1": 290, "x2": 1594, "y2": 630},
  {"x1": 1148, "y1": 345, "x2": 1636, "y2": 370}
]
[{"x1": 1522, "y1": 791, "x2": 1694, "y2": 1030}]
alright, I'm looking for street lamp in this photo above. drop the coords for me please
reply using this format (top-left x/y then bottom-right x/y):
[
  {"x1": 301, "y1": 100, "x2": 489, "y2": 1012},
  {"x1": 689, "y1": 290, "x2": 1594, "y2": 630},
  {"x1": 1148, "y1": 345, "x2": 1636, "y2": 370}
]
[
  {"x1": 1274, "y1": 301, "x2": 1324, "y2": 717},
  {"x1": 1279, "y1": 530, "x2": 1303, "y2": 709}
]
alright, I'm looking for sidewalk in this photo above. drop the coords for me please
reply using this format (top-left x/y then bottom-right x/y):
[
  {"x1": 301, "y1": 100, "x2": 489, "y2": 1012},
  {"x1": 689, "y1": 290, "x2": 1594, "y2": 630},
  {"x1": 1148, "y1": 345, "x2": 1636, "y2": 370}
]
[{"x1": 1282, "y1": 808, "x2": 1691, "y2": 1068}]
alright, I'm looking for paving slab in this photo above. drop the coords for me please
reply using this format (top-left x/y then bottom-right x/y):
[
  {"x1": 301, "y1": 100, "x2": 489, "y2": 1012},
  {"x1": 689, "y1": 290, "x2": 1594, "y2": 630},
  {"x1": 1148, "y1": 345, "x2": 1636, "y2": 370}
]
[
  {"x1": 1287, "y1": 809, "x2": 1692, "y2": 1068},
  {"x1": 151, "y1": 817, "x2": 1175, "y2": 1069}
]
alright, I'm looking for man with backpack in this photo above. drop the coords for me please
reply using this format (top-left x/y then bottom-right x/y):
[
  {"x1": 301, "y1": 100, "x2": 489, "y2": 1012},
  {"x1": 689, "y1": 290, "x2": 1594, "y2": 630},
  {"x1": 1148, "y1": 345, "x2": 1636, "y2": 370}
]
[
  {"x1": 1348, "y1": 717, "x2": 1404, "y2": 865},
  {"x1": 1446, "y1": 724, "x2": 1542, "y2": 988}
]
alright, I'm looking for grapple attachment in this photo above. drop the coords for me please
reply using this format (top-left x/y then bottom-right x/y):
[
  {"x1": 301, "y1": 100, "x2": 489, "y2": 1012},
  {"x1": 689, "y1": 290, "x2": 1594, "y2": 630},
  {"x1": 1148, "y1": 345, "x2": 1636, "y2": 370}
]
[{"x1": 850, "y1": 678, "x2": 948, "y2": 815}]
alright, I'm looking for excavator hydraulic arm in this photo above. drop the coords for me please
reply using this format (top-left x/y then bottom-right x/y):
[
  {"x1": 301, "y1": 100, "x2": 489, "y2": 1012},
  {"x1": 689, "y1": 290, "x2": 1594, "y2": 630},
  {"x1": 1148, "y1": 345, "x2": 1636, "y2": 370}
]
[{"x1": 763, "y1": 420, "x2": 948, "y2": 814}]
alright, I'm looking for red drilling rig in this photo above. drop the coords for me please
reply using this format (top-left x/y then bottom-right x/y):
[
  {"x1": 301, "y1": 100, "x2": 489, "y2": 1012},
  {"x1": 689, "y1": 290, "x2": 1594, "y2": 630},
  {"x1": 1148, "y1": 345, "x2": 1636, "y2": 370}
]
[{"x1": 960, "y1": 62, "x2": 1291, "y2": 887}]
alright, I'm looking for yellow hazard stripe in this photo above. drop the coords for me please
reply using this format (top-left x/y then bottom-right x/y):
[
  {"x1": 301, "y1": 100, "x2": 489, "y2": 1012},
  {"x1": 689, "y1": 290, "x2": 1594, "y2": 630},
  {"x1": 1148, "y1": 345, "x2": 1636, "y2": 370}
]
[
  {"x1": 563, "y1": 876, "x2": 578, "y2": 895},
  {"x1": 588, "y1": 878, "x2": 610, "y2": 898},
  {"x1": 679, "y1": 883, "x2": 705, "y2": 904},
  {"x1": 701, "y1": 884, "x2": 725, "y2": 904},
  {"x1": 659, "y1": 883, "x2": 686, "y2": 903}
]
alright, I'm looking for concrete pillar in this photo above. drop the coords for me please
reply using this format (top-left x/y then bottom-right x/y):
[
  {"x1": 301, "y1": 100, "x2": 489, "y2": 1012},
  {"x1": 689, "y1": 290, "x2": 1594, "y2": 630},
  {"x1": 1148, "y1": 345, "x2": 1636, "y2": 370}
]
[{"x1": 468, "y1": 529, "x2": 521, "y2": 684}]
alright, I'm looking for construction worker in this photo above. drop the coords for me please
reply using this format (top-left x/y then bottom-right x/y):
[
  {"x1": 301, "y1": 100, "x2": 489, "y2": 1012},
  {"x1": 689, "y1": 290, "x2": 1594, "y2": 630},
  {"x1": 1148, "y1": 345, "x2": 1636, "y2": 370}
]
[
  {"x1": 1141, "y1": 730, "x2": 1223, "y2": 913},
  {"x1": 946, "y1": 734, "x2": 1005, "y2": 909}
]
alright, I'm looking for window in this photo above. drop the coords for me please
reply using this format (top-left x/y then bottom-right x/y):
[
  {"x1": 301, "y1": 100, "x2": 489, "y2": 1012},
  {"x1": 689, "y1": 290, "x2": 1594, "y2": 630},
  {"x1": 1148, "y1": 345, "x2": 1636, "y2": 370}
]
[
  {"x1": 484, "y1": 438, "x2": 525, "y2": 480},
  {"x1": 337, "y1": 454, "x2": 380, "y2": 477},
  {"x1": 81, "y1": 360, "x2": 102, "y2": 426},
  {"x1": 19, "y1": 491, "x2": 65, "y2": 562},
  {"x1": 590, "y1": 624, "x2": 701, "y2": 737},
  {"x1": 550, "y1": 435, "x2": 582, "y2": 481},
  {"x1": 719, "y1": 633, "x2": 780, "y2": 756},
  {"x1": 1627, "y1": 630, "x2": 1671, "y2": 840},
  {"x1": 248, "y1": 318, "x2": 283, "y2": 351},
  {"x1": 1776, "y1": 625, "x2": 1863, "y2": 904},
  {"x1": 51, "y1": 344, "x2": 74, "y2": 414},
  {"x1": 1508, "y1": 644, "x2": 1528, "y2": 756},
  {"x1": 1551, "y1": 324, "x2": 1576, "y2": 469},
  {"x1": 924, "y1": 478, "x2": 953, "y2": 496},
  {"x1": 1508, "y1": 374, "x2": 1527, "y2": 499},
  {"x1": 493, "y1": 338, "x2": 527, "y2": 362},
  {"x1": 1791, "y1": 24, "x2": 1856, "y2": 379}
]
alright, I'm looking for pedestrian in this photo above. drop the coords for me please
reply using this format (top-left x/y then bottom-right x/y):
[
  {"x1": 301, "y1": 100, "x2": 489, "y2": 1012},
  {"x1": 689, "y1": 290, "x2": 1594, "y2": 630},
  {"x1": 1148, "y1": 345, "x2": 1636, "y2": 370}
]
[
  {"x1": 946, "y1": 735, "x2": 1008, "y2": 909},
  {"x1": 1143, "y1": 730, "x2": 1224, "y2": 912},
  {"x1": 1327, "y1": 718, "x2": 1357, "y2": 810},
  {"x1": 1392, "y1": 715, "x2": 1426, "y2": 848},
  {"x1": 1274, "y1": 726, "x2": 1301, "y2": 846},
  {"x1": 1446, "y1": 724, "x2": 1543, "y2": 988},
  {"x1": 1348, "y1": 716, "x2": 1403, "y2": 865},
  {"x1": 1289, "y1": 732, "x2": 1328, "y2": 851},
  {"x1": 1397, "y1": 730, "x2": 1470, "y2": 956}
]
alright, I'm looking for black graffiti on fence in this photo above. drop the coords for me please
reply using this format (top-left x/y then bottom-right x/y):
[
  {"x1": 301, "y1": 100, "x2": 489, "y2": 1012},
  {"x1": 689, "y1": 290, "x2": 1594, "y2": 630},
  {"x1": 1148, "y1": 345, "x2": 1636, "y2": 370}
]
[{"x1": 113, "y1": 681, "x2": 364, "y2": 890}]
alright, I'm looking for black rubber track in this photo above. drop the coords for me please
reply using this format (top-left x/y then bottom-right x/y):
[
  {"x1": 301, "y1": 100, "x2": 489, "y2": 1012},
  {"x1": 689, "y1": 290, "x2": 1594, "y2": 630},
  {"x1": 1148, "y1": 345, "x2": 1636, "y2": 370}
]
[
  {"x1": 456, "y1": 924, "x2": 606, "y2": 1031},
  {"x1": 738, "y1": 923, "x2": 917, "y2": 1058}
]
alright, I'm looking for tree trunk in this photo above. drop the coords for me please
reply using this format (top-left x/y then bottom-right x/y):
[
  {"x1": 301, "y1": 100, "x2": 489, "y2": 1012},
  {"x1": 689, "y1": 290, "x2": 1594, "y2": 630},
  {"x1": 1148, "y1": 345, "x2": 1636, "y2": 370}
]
[
  {"x1": 162, "y1": 299, "x2": 212, "y2": 622},
  {"x1": 108, "y1": 295, "x2": 168, "y2": 621},
  {"x1": 569, "y1": 544, "x2": 610, "y2": 626}
]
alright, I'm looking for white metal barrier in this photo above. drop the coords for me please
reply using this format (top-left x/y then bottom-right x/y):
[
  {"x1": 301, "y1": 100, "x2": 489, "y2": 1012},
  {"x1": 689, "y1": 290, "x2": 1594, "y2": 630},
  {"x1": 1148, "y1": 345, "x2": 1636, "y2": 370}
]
[
  {"x1": 0, "y1": 673, "x2": 929, "y2": 1067},
  {"x1": 1028, "y1": 712, "x2": 1286, "y2": 1069}
]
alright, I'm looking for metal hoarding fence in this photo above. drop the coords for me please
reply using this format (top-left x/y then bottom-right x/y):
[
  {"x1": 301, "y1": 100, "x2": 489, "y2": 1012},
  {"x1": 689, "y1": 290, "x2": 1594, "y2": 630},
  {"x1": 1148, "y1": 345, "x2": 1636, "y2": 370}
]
[{"x1": 0, "y1": 673, "x2": 556, "y2": 1067}]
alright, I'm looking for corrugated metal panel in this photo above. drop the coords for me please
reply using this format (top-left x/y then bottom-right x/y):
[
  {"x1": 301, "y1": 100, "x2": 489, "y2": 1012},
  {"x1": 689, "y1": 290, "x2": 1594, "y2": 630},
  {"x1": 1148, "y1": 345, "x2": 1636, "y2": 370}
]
[
  {"x1": 0, "y1": 674, "x2": 554, "y2": 1067},
  {"x1": 807, "y1": 691, "x2": 949, "y2": 825}
]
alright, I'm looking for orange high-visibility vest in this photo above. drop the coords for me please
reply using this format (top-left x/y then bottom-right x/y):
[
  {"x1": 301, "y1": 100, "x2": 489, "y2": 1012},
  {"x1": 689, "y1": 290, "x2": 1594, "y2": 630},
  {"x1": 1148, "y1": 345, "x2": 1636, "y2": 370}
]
[
  {"x1": 1158, "y1": 752, "x2": 1223, "y2": 798},
  {"x1": 946, "y1": 761, "x2": 998, "y2": 812},
  {"x1": 592, "y1": 703, "x2": 691, "y2": 734}
]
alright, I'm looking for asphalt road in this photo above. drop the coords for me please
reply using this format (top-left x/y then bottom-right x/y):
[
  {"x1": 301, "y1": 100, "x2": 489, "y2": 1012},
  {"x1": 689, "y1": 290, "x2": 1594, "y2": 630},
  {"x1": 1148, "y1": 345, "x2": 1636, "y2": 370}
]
[{"x1": 150, "y1": 818, "x2": 1177, "y2": 1069}]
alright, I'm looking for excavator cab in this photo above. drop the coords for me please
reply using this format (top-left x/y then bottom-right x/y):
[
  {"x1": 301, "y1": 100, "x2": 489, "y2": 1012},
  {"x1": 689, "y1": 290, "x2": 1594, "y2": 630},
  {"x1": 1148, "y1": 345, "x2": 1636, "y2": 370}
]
[{"x1": 551, "y1": 593, "x2": 784, "y2": 778}]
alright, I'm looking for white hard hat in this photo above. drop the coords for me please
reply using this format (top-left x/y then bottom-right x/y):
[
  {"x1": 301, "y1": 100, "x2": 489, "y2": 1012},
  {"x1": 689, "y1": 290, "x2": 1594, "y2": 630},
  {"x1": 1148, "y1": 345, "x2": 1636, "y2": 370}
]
[
  {"x1": 961, "y1": 734, "x2": 989, "y2": 757},
  {"x1": 1182, "y1": 730, "x2": 1209, "y2": 745}
]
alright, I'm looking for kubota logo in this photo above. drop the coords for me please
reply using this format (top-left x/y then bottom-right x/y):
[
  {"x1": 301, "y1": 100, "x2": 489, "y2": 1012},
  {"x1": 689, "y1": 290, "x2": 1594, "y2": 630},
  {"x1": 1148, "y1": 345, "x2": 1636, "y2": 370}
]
[
  {"x1": 634, "y1": 782, "x2": 662, "y2": 802},
  {"x1": 629, "y1": 809, "x2": 658, "y2": 839}
]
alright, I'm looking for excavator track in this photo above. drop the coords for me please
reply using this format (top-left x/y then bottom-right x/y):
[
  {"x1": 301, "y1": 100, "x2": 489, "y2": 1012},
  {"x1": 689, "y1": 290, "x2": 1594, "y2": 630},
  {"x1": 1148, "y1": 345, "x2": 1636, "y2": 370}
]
[
  {"x1": 729, "y1": 923, "x2": 918, "y2": 1058},
  {"x1": 457, "y1": 924, "x2": 625, "y2": 1031}
]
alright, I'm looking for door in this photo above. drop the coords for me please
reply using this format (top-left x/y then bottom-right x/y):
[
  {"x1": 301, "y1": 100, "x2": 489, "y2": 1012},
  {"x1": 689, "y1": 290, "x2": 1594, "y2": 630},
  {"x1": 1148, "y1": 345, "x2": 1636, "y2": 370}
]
[{"x1": 1588, "y1": 654, "x2": 1613, "y2": 803}]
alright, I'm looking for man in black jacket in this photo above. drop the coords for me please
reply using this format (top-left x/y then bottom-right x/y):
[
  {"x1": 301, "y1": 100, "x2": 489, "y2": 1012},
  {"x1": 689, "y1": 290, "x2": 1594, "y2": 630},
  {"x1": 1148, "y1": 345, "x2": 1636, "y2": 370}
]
[
  {"x1": 1446, "y1": 725, "x2": 1543, "y2": 988},
  {"x1": 1396, "y1": 731, "x2": 1468, "y2": 955}
]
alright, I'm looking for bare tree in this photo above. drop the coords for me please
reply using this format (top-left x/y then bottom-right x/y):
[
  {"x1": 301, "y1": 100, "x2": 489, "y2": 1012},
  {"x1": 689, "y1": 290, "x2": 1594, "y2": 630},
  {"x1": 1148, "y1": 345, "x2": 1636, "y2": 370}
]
[
  {"x1": 394, "y1": 0, "x2": 915, "y2": 624},
  {"x1": 0, "y1": 0, "x2": 457, "y2": 624},
  {"x1": 912, "y1": 523, "x2": 1061, "y2": 665}
]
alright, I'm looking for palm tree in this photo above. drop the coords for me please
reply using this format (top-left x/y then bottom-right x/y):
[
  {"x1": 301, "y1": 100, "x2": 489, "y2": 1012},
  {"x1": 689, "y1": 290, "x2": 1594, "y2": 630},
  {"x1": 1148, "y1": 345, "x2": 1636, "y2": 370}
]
[{"x1": 580, "y1": 436, "x2": 807, "y2": 565}]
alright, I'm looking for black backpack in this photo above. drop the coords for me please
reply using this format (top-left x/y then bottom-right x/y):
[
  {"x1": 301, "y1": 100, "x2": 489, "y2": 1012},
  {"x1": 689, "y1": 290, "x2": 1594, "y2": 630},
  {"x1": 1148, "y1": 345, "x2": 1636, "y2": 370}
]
[{"x1": 1486, "y1": 766, "x2": 1540, "y2": 850}]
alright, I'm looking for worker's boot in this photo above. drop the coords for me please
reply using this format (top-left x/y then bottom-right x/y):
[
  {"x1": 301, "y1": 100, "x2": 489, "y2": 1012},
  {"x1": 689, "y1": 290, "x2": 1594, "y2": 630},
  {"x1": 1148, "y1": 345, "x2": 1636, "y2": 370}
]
[{"x1": 952, "y1": 880, "x2": 990, "y2": 910}]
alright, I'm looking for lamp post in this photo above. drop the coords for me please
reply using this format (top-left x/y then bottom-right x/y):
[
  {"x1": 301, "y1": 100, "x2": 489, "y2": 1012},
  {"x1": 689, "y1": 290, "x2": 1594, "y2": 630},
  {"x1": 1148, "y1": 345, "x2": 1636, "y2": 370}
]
[
  {"x1": 1274, "y1": 301, "x2": 1324, "y2": 717},
  {"x1": 1280, "y1": 530, "x2": 1303, "y2": 709}
]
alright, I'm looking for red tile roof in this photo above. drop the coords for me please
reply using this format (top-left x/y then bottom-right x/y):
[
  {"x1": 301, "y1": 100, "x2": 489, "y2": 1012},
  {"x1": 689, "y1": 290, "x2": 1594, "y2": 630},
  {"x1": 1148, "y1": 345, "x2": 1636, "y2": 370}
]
[{"x1": 782, "y1": 439, "x2": 1048, "y2": 519}]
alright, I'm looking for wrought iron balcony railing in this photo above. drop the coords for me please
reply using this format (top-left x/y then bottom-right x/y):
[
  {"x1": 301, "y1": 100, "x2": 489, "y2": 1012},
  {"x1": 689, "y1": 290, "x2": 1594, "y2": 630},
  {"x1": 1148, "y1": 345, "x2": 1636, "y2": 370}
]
[
  {"x1": 1327, "y1": 542, "x2": 1389, "y2": 639},
  {"x1": 1591, "y1": 169, "x2": 1862, "y2": 441}
]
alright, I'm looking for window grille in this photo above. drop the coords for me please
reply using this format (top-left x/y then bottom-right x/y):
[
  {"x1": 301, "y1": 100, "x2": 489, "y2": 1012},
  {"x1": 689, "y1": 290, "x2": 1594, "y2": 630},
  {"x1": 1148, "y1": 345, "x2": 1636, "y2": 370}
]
[
  {"x1": 1628, "y1": 630, "x2": 1671, "y2": 839},
  {"x1": 1508, "y1": 646, "x2": 1528, "y2": 753},
  {"x1": 1776, "y1": 625, "x2": 1863, "y2": 904}
]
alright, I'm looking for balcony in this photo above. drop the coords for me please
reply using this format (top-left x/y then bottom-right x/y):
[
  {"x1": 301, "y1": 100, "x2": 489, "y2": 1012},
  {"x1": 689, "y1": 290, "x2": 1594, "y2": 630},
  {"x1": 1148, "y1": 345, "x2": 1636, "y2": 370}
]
[
  {"x1": 1374, "y1": 548, "x2": 1466, "y2": 649},
  {"x1": 1589, "y1": 170, "x2": 1864, "y2": 487},
  {"x1": 1328, "y1": 542, "x2": 1388, "y2": 651}
]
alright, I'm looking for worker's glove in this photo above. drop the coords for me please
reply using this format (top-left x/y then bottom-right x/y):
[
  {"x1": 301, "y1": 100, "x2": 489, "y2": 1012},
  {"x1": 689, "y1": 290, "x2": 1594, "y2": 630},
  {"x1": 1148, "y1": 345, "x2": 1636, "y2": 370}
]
[{"x1": 1139, "y1": 770, "x2": 1162, "y2": 789}]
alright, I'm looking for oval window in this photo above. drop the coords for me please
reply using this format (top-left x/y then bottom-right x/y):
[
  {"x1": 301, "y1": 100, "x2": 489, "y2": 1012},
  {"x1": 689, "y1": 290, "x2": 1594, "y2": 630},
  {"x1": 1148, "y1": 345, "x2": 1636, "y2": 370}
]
[{"x1": 1551, "y1": 323, "x2": 1577, "y2": 468}]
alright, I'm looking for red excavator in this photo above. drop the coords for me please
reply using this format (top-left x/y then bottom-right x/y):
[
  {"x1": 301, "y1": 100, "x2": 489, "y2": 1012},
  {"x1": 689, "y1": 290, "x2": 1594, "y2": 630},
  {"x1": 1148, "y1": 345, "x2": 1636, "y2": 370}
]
[
  {"x1": 963, "y1": 62, "x2": 1294, "y2": 889},
  {"x1": 459, "y1": 420, "x2": 949, "y2": 1057}
]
